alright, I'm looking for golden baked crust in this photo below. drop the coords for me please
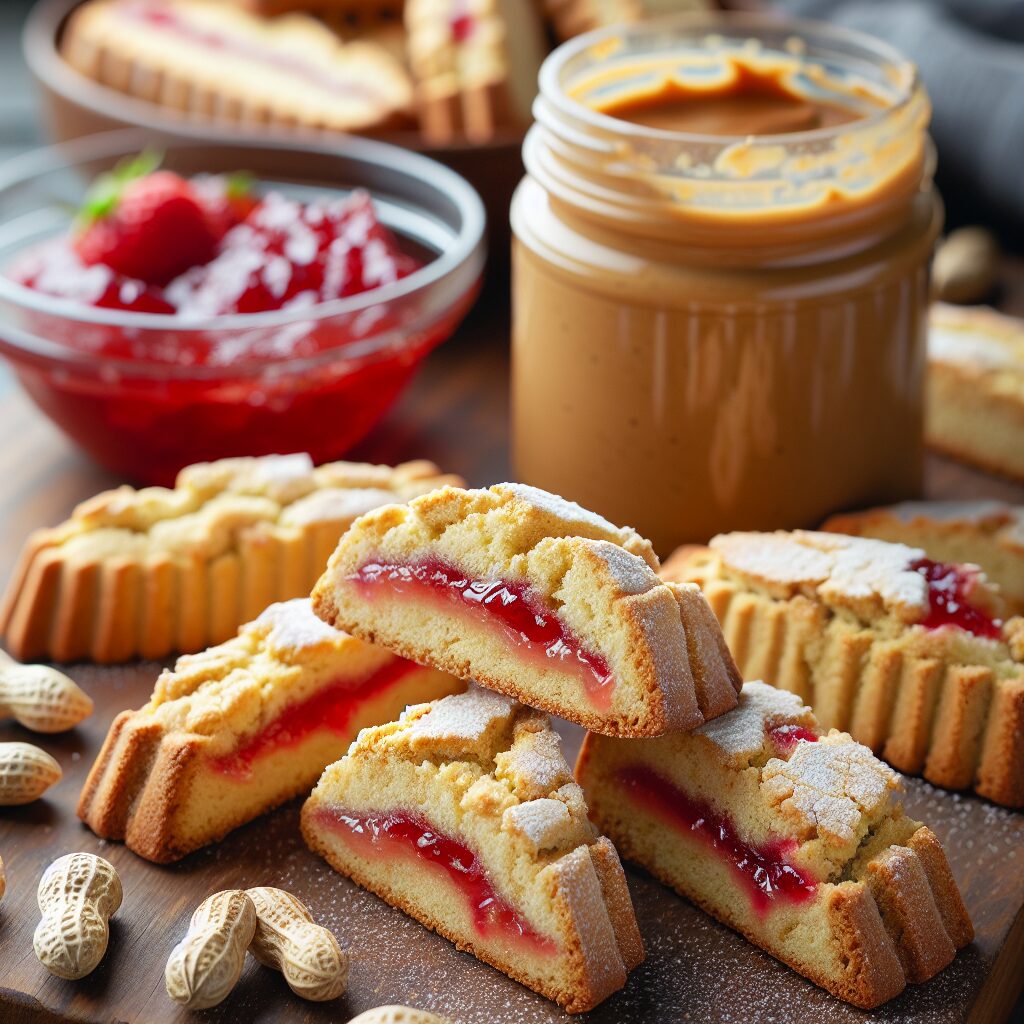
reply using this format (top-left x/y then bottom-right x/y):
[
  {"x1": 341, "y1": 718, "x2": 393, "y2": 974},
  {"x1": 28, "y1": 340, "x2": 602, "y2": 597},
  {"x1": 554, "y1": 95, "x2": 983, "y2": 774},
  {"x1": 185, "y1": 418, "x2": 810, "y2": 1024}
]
[
  {"x1": 301, "y1": 686, "x2": 644, "y2": 1013},
  {"x1": 926, "y1": 303, "x2": 1024, "y2": 482},
  {"x1": 576, "y1": 681, "x2": 972, "y2": 1009},
  {"x1": 77, "y1": 598, "x2": 463, "y2": 862},
  {"x1": 61, "y1": 0, "x2": 415, "y2": 134},
  {"x1": 662, "y1": 530, "x2": 1024, "y2": 806},
  {"x1": 312, "y1": 482, "x2": 742, "y2": 737},
  {"x1": 823, "y1": 499, "x2": 1024, "y2": 614},
  {"x1": 0, "y1": 454, "x2": 459, "y2": 663},
  {"x1": 405, "y1": 0, "x2": 545, "y2": 143}
]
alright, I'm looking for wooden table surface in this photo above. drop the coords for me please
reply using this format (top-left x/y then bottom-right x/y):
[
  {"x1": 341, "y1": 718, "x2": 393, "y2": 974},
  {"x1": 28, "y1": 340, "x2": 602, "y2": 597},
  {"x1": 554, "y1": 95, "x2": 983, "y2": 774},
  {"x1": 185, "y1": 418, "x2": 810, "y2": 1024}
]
[
  {"x1": 0, "y1": 0, "x2": 1023, "y2": 1015},
  {"x1": 0, "y1": 286, "x2": 1024, "y2": 1024}
]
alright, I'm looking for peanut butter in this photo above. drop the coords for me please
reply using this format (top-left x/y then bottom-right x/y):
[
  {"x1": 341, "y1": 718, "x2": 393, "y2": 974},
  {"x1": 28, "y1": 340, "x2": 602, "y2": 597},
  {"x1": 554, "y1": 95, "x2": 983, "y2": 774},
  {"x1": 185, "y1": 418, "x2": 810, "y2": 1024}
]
[
  {"x1": 596, "y1": 66, "x2": 868, "y2": 135},
  {"x1": 511, "y1": 16, "x2": 939, "y2": 553}
]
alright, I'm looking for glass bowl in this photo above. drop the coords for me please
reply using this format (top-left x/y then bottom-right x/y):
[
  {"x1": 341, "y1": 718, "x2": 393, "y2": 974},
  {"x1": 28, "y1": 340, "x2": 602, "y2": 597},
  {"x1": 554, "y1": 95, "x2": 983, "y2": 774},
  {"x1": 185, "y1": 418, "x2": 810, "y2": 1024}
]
[{"x1": 0, "y1": 129, "x2": 486, "y2": 484}]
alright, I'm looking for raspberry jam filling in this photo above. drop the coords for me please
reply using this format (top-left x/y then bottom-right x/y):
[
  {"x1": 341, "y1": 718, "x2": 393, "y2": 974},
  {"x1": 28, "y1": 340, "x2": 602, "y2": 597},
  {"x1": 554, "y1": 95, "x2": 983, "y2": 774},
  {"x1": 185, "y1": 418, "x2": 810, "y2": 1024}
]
[
  {"x1": 618, "y1": 766, "x2": 817, "y2": 914},
  {"x1": 314, "y1": 807, "x2": 557, "y2": 953},
  {"x1": 352, "y1": 558, "x2": 615, "y2": 709},
  {"x1": 768, "y1": 724, "x2": 819, "y2": 752},
  {"x1": 210, "y1": 658, "x2": 419, "y2": 780},
  {"x1": 910, "y1": 557, "x2": 1003, "y2": 639}
]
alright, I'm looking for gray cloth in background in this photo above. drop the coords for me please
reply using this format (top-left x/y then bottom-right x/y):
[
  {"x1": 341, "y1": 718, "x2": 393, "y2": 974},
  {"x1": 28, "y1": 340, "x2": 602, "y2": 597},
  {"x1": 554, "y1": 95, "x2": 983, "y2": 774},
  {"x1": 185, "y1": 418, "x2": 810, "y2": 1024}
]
[{"x1": 773, "y1": 0, "x2": 1024, "y2": 230}]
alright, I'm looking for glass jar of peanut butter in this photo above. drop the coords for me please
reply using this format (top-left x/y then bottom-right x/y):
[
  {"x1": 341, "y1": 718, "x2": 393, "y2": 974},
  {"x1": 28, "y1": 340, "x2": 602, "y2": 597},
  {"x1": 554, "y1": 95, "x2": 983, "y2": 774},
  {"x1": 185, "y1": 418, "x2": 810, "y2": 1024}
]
[{"x1": 510, "y1": 14, "x2": 940, "y2": 554}]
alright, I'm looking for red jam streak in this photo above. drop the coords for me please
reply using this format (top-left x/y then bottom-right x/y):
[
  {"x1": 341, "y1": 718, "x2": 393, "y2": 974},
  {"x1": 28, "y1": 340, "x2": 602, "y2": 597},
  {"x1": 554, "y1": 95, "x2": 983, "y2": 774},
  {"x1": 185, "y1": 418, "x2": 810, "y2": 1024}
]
[
  {"x1": 617, "y1": 766, "x2": 817, "y2": 914},
  {"x1": 210, "y1": 658, "x2": 419, "y2": 780},
  {"x1": 352, "y1": 558, "x2": 615, "y2": 709},
  {"x1": 315, "y1": 807, "x2": 557, "y2": 953},
  {"x1": 910, "y1": 557, "x2": 1003, "y2": 639},
  {"x1": 767, "y1": 724, "x2": 819, "y2": 752}
]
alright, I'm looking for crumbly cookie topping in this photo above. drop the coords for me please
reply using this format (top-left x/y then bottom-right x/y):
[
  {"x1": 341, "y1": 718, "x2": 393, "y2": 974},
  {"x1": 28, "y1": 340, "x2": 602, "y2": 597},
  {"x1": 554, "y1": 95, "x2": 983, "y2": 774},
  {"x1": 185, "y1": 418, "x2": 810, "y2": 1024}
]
[
  {"x1": 52, "y1": 455, "x2": 455, "y2": 558},
  {"x1": 711, "y1": 531, "x2": 933, "y2": 622},
  {"x1": 347, "y1": 687, "x2": 596, "y2": 857}
]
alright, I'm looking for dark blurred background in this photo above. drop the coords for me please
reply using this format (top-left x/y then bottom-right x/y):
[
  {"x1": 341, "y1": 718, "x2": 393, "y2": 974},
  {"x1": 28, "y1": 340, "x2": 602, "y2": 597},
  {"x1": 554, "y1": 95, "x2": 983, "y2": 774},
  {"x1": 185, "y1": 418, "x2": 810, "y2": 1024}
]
[{"x1": 764, "y1": 0, "x2": 1024, "y2": 248}]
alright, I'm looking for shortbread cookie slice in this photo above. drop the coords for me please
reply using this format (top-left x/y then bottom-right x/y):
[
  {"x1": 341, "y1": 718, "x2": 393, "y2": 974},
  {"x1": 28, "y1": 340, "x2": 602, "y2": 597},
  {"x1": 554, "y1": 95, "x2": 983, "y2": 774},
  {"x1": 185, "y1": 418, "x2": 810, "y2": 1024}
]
[
  {"x1": 405, "y1": 0, "x2": 546, "y2": 143},
  {"x1": 78, "y1": 598, "x2": 462, "y2": 863},
  {"x1": 576, "y1": 681, "x2": 972, "y2": 1009},
  {"x1": 312, "y1": 482, "x2": 742, "y2": 737},
  {"x1": 302, "y1": 687, "x2": 644, "y2": 1013},
  {"x1": 926, "y1": 303, "x2": 1024, "y2": 482},
  {"x1": 61, "y1": 0, "x2": 414, "y2": 134},
  {"x1": 823, "y1": 500, "x2": 1024, "y2": 613},
  {"x1": 662, "y1": 530, "x2": 1024, "y2": 806},
  {"x1": 0, "y1": 454, "x2": 458, "y2": 663}
]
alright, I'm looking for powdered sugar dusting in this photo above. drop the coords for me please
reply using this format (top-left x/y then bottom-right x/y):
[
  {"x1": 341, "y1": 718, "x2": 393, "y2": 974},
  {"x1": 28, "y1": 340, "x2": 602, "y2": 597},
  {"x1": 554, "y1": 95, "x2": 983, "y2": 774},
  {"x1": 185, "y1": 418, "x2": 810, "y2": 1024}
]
[
  {"x1": 281, "y1": 487, "x2": 399, "y2": 526},
  {"x1": 502, "y1": 799, "x2": 572, "y2": 852},
  {"x1": 496, "y1": 726, "x2": 572, "y2": 799},
  {"x1": 761, "y1": 735, "x2": 901, "y2": 844},
  {"x1": 252, "y1": 598, "x2": 346, "y2": 651},
  {"x1": 498, "y1": 482, "x2": 622, "y2": 535},
  {"x1": 697, "y1": 681, "x2": 807, "y2": 759},
  {"x1": 408, "y1": 686, "x2": 516, "y2": 744},
  {"x1": 589, "y1": 541, "x2": 657, "y2": 594},
  {"x1": 250, "y1": 452, "x2": 315, "y2": 485},
  {"x1": 712, "y1": 531, "x2": 930, "y2": 619}
]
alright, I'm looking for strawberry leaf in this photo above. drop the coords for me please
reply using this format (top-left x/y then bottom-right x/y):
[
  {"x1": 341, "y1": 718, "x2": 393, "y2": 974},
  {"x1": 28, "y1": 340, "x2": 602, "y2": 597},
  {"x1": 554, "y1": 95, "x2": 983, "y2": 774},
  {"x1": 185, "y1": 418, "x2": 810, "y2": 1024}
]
[
  {"x1": 225, "y1": 171, "x2": 255, "y2": 200},
  {"x1": 77, "y1": 149, "x2": 164, "y2": 227}
]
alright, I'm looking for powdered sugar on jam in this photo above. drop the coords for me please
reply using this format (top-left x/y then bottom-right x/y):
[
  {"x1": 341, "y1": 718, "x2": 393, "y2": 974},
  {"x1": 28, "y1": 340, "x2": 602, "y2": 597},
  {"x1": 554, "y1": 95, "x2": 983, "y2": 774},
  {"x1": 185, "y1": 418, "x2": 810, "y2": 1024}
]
[
  {"x1": 768, "y1": 724, "x2": 819, "y2": 752},
  {"x1": 352, "y1": 557, "x2": 616, "y2": 709},
  {"x1": 910, "y1": 557, "x2": 1003, "y2": 639}
]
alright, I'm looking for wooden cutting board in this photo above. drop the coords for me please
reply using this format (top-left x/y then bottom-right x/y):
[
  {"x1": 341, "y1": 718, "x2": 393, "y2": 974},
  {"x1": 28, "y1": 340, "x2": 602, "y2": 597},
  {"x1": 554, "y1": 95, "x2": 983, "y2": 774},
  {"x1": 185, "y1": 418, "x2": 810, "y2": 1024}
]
[
  {"x1": 2, "y1": 308, "x2": 1024, "y2": 1024},
  {"x1": 1, "y1": 663, "x2": 1023, "y2": 1024}
]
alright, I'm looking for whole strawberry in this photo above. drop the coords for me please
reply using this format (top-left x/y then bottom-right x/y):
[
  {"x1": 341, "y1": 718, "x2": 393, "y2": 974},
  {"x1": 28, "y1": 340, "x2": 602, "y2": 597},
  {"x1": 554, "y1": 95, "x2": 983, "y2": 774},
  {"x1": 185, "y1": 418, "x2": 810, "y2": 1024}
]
[{"x1": 74, "y1": 153, "x2": 218, "y2": 286}]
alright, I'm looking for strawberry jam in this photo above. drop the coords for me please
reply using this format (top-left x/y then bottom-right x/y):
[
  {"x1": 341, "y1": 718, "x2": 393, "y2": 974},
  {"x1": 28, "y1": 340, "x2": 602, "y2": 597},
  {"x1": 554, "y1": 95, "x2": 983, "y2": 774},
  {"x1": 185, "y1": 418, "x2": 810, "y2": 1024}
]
[
  {"x1": 13, "y1": 189, "x2": 419, "y2": 318},
  {"x1": 767, "y1": 724, "x2": 819, "y2": 752},
  {"x1": 352, "y1": 558, "x2": 615, "y2": 708},
  {"x1": 210, "y1": 658, "x2": 419, "y2": 780},
  {"x1": 910, "y1": 558, "x2": 1002, "y2": 639},
  {"x1": 4, "y1": 168, "x2": 474, "y2": 484},
  {"x1": 314, "y1": 806, "x2": 557, "y2": 953},
  {"x1": 618, "y1": 766, "x2": 817, "y2": 914}
]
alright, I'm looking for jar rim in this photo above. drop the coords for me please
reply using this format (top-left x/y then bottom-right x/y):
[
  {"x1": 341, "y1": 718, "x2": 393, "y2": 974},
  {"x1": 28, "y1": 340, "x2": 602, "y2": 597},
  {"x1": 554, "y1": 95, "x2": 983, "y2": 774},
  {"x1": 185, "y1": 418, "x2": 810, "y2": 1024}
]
[{"x1": 537, "y1": 10, "x2": 920, "y2": 148}]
